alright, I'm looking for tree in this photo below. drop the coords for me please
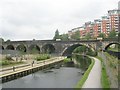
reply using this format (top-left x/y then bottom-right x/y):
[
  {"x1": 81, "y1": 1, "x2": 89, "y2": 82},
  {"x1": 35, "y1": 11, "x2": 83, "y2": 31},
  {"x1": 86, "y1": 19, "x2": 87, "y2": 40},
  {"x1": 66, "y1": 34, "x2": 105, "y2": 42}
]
[
  {"x1": 0, "y1": 38, "x2": 4, "y2": 43},
  {"x1": 98, "y1": 33, "x2": 106, "y2": 39},
  {"x1": 60, "y1": 34, "x2": 69, "y2": 41},
  {"x1": 117, "y1": 32, "x2": 120, "y2": 38},
  {"x1": 73, "y1": 46, "x2": 87, "y2": 54},
  {"x1": 6, "y1": 39, "x2": 11, "y2": 43},
  {"x1": 85, "y1": 33, "x2": 91, "y2": 40},
  {"x1": 71, "y1": 30, "x2": 80, "y2": 40},
  {"x1": 53, "y1": 29, "x2": 60, "y2": 40},
  {"x1": 108, "y1": 29, "x2": 117, "y2": 38},
  {"x1": 73, "y1": 46, "x2": 97, "y2": 56}
]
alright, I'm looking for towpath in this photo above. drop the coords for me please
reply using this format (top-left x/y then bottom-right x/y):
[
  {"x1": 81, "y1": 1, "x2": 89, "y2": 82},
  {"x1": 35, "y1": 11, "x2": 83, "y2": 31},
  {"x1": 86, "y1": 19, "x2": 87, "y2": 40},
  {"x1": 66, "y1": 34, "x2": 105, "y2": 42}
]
[{"x1": 82, "y1": 57, "x2": 102, "y2": 88}]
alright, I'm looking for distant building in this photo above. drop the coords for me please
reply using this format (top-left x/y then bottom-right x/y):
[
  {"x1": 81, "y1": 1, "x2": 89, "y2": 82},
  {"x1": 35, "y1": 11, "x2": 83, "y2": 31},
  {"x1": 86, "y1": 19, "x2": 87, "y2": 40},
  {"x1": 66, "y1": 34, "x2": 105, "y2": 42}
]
[
  {"x1": 93, "y1": 19, "x2": 101, "y2": 38},
  {"x1": 84, "y1": 21, "x2": 91, "y2": 33},
  {"x1": 67, "y1": 3, "x2": 120, "y2": 39},
  {"x1": 79, "y1": 26, "x2": 86, "y2": 38},
  {"x1": 101, "y1": 16, "x2": 110, "y2": 36},
  {"x1": 108, "y1": 9, "x2": 120, "y2": 33}
]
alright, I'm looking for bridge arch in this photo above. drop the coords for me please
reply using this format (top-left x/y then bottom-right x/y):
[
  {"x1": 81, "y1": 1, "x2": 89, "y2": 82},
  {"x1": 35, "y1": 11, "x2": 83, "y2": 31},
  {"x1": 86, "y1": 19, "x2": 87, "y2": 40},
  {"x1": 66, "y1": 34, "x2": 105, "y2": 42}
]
[
  {"x1": 0, "y1": 45, "x2": 4, "y2": 50},
  {"x1": 105, "y1": 42, "x2": 120, "y2": 51},
  {"x1": 29, "y1": 44, "x2": 40, "y2": 54},
  {"x1": 42, "y1": 44, "x2": 55, "y2": 54},
  {"x1": 62, "y1": 44, "x2": 83, "y2": 56},
  {"x1": 16, "y1": 44, "x2": 27, "y2": 52},
  {"x1": 6, "y1": 45, "x2": 15, "y2": 50},
  {"x1": 62, "y1": 43, "x2": 95, "y2": 57}
]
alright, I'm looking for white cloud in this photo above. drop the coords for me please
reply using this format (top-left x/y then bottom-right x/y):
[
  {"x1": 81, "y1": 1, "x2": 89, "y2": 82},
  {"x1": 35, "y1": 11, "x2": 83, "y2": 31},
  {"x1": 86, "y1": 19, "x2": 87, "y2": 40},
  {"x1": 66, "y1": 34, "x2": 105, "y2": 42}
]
[{"x1": 0, "y1": 0, "x2": 119, "y2": 41}]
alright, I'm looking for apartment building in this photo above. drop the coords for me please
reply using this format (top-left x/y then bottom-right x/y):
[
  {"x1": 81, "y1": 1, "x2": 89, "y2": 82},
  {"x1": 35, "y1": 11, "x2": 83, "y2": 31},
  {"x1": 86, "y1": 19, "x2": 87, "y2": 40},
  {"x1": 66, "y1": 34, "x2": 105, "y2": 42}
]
[
  {"x1": 108, "y1": 9, "x2": 120, "y2": 33},
  {"x1": 79, "y1": 26, "x2": 86, "y2": 38},
  {"x1": 101, "y1": 16, "x2": 110, "y2": 36},
  {"x1": 93, "y1": 19, "x2": 102, "y2": 38},
  {"x1": 68, "y1": 2, "x2": 120, "y2": 39}
]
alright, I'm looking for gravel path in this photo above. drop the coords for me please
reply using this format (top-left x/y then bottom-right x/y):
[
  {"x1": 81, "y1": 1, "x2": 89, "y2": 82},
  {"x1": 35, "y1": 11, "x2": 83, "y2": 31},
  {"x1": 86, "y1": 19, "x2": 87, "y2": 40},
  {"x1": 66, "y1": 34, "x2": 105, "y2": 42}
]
[{"x1": 82, "y1": 57, "x2": 102, "y2": 88}]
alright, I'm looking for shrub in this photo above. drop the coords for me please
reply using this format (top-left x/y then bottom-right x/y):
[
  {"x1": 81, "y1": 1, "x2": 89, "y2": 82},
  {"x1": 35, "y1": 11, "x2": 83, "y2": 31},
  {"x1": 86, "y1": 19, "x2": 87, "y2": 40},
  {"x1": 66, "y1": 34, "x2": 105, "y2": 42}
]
[
  {"x1": 63, "y1": 58, "x2": 71, "y2": 63},
  {"x1": 0, "y1": 60, "x2": 11, "y2": 65},
  {"x1": 36, "y1": 54, "x2": 51, "y2": 61},
  {"x1": 5, "y1": 56, "x2": 13, "y2": 60}
]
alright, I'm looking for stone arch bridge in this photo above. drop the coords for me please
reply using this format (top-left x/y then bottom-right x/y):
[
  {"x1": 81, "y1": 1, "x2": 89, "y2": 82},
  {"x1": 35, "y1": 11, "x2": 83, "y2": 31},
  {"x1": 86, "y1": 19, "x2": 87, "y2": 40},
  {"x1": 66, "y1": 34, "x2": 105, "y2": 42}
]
[{"x1": 1, "y1": 39, "x2": 119, "y2": 56}]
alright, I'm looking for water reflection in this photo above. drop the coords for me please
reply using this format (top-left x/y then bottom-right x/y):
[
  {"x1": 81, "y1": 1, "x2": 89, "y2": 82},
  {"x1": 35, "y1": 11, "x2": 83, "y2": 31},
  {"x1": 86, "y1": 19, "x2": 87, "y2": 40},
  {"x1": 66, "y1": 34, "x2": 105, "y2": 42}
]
[{"x1": 2, "y1": 67, "x2": 82, "y2": 88}]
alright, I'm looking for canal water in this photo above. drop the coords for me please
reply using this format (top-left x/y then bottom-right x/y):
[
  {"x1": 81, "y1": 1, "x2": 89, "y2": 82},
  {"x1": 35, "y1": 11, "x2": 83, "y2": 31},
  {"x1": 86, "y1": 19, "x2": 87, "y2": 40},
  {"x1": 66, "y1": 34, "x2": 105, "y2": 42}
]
[{"x1": 2, "y1": 66, "x2": 83, "y2": 88}]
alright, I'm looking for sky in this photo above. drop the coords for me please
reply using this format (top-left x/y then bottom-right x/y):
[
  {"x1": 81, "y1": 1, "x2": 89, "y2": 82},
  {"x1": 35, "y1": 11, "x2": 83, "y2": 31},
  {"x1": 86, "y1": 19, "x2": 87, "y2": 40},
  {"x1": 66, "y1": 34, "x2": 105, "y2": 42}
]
[{"x1": 0, "y1": 0, "x2": 119, "y2": 41}]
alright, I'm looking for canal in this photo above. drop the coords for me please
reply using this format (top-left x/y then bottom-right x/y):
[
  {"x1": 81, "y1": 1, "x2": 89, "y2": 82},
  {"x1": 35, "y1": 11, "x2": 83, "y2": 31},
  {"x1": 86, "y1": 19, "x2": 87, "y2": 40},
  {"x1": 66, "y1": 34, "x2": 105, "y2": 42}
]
[{"x1": 2, "y1": 66, "x2": 83, "y2": 88}]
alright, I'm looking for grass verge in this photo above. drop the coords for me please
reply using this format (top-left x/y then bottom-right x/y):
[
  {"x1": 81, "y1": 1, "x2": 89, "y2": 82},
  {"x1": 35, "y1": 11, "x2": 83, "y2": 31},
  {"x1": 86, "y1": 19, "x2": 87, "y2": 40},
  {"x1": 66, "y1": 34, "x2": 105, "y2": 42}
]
[
  {"x1": 101, "y1": 66, "x2": 110, "y2": 89},
  {"x1": 0, "y1": 60, "x2": 25, "y2": 68},
  {"x1": 96, "y1": 56, "x2": 110, "y2": 89},
  {"x1": 75, "y1": 58, "x2": 95, "y2": 89}
]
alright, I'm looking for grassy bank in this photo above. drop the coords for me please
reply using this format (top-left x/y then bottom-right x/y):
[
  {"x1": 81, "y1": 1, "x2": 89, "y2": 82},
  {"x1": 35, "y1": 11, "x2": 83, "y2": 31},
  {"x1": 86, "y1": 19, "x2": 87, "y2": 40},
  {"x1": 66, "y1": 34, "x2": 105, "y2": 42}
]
[
  {"x1": 75, "y1": 58, "x2": 95, "y2": 89},
  {"x1": 96, "y1": 56, "x2": 110, "y2": 89},
  {"x1": 0, "y1": 60, "x2": 24, "y2": 68},
  {"x1": 0, "y1": 56, "x2": 25, "y2": 68},
  {"x1": 101, "y1": 66, "x2": 110, "y2": 89},
  {"x1": 35, "y1": 54, "x2": 51, "y2": 61}
]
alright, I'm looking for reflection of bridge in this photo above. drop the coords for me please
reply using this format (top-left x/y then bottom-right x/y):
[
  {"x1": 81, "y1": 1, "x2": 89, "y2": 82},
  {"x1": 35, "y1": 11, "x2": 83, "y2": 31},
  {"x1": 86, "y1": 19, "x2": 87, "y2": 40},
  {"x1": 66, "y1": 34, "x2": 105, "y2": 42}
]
[{"x1": 1, "y1": 39, "x2": 119, "y2": 56}]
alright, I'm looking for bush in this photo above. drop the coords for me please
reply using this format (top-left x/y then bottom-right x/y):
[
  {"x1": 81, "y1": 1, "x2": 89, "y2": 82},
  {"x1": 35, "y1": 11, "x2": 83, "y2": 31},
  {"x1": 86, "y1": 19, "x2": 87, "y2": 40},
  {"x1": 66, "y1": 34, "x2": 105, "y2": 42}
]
[
  {"x1": 63, "y1": 58, "x2": 71, "y2": 63},
  {"x1": 0, "y1": 60, "x2": 24, "y2": 66},
  {"x1": 87, "y1": 51, "x2": 97, "y2": 56},
  {"x1": 36, "y1": 54, "x2": 51, "y2": 61},
  {"x1": 5, "y1": 56, "x2": 13, "y2": 60},
  {"x1": 1, "y1": 60, "x2": 11, "y2": 65}
]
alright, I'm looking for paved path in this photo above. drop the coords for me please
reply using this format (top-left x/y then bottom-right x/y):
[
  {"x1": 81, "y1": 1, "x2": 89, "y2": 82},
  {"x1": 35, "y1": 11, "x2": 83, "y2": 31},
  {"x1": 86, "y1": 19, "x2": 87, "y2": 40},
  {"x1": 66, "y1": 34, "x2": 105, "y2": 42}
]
[
  {"x1": 82, "y1": 57, "x2": 102, "y2": 88},
  {"x1": 0, "y1": 57, "x2": 65, "y2": 77}
]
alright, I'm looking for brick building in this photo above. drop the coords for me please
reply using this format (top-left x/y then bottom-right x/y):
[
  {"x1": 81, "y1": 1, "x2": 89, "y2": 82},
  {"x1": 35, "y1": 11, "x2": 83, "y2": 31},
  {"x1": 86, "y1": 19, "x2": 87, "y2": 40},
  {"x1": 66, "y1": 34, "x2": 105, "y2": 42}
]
[
  {"x1": 101, "y1": 16, "x2": 110, "y2": 36},
  {"x1": 79, "y1": 26, "x2": 86, "y2": 38},
  {"x1": 93, "y1": 19, "x2": 102, "y2": 38},
  {"x1": 108, "y1": 9, "x2": 120, "y2": 34},
  {"x1": 67, "y1": 3, "x2": 120, "y2": 39}
]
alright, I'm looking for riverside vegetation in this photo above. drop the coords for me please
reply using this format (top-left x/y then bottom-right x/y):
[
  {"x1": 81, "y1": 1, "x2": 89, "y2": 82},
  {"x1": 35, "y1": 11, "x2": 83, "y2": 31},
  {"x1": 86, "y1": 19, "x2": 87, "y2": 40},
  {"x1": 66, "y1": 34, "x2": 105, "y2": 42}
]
[
  {"x1": 0, "y1": 54, "x2": 51, "y2": 67},
  {"x1": 35, "y1": 54, "x2": 51, "y2": 61},
  {"x1": 97, "y1": 50, "x2": 119, "y2": 88},
  {"x1": 96, "y1": 56, "x2": 110, "y2": 89},
  {"x1": 0, "y1": 56, "x2": 24, "y2": 67}
]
